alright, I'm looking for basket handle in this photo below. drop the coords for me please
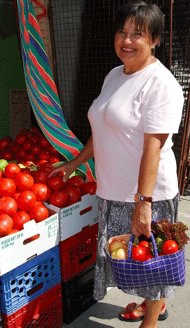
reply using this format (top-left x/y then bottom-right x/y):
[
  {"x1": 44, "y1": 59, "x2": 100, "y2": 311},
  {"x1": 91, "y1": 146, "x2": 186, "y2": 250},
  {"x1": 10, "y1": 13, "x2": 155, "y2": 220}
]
[{"x1": 128, "y1": 233, "x2": 159, "y2": 259}]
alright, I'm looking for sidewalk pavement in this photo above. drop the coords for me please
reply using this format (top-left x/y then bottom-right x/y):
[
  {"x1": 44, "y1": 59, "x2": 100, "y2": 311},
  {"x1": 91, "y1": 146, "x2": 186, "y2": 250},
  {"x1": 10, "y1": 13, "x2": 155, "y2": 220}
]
[{"x1": 64, "y1": 193, "x2": 190, "y2": 328}]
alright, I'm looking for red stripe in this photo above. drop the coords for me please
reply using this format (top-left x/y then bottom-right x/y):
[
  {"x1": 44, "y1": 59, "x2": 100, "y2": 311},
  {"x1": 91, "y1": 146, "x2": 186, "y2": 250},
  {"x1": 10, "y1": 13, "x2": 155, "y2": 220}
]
[
  {"x1": 28, "y1": 13, "x2": 41, "y2": 36},
  {"x1": 29, "y1": 51, "x2": 57, "y2": 94}
]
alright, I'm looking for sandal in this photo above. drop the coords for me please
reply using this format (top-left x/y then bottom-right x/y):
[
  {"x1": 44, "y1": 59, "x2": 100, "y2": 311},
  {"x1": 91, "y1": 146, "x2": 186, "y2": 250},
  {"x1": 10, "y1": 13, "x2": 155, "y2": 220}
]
[{"x1": 118, "y1": 301, "x2": 168, "y2": 322}]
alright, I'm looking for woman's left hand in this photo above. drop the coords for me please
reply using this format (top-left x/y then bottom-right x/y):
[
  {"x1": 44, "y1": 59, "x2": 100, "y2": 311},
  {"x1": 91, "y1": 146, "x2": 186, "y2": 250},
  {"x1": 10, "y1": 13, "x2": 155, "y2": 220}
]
[{"x1": 131, "y1": 201, "x2": 152, "y2": 238}]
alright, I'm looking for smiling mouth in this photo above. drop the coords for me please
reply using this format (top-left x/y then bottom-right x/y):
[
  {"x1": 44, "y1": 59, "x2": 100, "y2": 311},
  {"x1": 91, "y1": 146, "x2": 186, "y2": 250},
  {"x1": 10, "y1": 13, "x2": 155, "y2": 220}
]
[{"x1": 122, "y1": 48, "x2": 136, "y2": 53}]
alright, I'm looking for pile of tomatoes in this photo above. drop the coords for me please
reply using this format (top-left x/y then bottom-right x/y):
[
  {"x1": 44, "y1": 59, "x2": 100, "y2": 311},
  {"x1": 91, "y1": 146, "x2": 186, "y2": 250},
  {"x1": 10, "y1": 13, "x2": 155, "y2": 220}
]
[
  {"x1": 131, "y1": 238, "x2": 179, "y2": 262},
  {"x1": 0, "y1": 127, "x2": 65, "y2": 165},
  {"x1": 0, "y1": 161, "x2": 96, "y2": 238}
]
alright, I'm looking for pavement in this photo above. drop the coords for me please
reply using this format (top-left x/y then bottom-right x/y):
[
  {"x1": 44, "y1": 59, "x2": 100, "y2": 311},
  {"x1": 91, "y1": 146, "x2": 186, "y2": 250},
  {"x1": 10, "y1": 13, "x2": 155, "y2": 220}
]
[{"x1": 64, "y1": 192, "x2": 190, "y2": 328}]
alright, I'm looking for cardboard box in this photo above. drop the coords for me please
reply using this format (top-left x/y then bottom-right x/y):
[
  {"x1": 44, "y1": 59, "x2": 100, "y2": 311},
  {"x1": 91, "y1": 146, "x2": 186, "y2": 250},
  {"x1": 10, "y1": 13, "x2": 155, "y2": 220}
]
[
  {"x1": 0, "y1": 213, "x2": 59, "y2": 276},
  {"x1": 45, "y1": 194, "x2": 99, "y2": 241}
]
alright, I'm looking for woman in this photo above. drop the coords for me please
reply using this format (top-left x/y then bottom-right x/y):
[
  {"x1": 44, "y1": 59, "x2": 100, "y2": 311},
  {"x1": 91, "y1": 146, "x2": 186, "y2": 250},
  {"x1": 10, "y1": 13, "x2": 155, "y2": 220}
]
[{"x1": 50, "y1": 2, "x2": 184, "y2": 327}]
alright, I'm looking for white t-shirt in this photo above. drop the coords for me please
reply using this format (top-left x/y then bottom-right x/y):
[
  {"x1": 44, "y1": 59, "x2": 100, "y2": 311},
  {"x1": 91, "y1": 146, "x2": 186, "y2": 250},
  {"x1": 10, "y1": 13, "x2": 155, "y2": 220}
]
[{"x1": 88, "y1": 60, "x2": 184, "y2": 202}]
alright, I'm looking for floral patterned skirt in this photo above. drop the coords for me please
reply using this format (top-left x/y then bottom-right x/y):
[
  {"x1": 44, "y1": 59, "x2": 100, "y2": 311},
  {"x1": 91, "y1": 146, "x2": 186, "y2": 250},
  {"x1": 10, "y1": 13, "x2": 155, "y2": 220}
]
[{"x1": 93, "y1": 194, "x2": 179, "y2": 301}]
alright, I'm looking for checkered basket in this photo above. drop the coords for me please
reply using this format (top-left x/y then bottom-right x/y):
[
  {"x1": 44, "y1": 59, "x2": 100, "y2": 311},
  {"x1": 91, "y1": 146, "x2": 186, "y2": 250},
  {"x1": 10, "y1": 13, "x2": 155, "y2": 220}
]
[{"x1": 105, "y1": 233, "x2": 186, "y2": 289}]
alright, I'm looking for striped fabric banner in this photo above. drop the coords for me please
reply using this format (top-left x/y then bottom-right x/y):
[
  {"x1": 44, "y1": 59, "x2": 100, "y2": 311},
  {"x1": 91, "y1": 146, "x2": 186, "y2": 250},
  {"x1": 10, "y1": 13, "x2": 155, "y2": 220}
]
[{"x1": 16, "y1": 0, "x2": 95, "y2": 181}]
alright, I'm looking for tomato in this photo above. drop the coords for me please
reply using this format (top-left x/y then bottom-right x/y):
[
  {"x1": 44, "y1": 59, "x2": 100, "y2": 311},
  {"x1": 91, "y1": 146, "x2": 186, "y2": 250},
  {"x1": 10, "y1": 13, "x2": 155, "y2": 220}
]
[
  {"x1": 81, "y1": 181, "x2": 97, "y2": 195},
  {"x1": 49, "y1": 155, "x2": 62, "y2": 164},
  {"x1": 145, "y1": 253, "x2": 154, "y2": 261},
  {"x1": 138, "y1": 240, "x2": 151, "y2": 255},
  {"x1": 0, "y1": 196, "x2": 17, "y2": 215},
  {"x1": 0, "y1": 136, "x2": 12, "y2": 151},
  {"x1": 29, "y1": 203, "x2": 49, "y2": 222},
  {"x1": 31, "y1": 144, "x2": 41, "y2": 155},
  {"x1": 23, "y1": 141, "x2": 32, "y2": 151},
  {"x1": 67, "y1": 185, "x2": 82, "y2": 205},
  {"x1": 48, "y1": 175, "x2": 66, "y2": 191},
  {"x1": 15, "y1": 134, "x2": 27, "y2": 145},
  {"x1": 0, "y1": 213, "x2": 13, "y2": 236},
  {"x1": 131, "y1": 245, "x2": 147, "y2": 262},
  {"x1": 161, "y1": 240, "x2": 179, "y2": 255},
  {"x1": 4, "y1": 163, "x2": 21, "y2": 178},
  {"x1": 32, "y1": 170, "x2": 48, "y2": 184},
  {"x1": 48, "y1": 144, "x2": 59, "y2": 155},
  {"x1": 17, "y1": 191, "x2": 37, "y2": 211},
  {"x1": 12, "y1": 211, "x2": 30, "y2": 230},
  {"x1": 67, "y1": 175, "x2": 85, "y2": 188},
  {"x1": 14, "y1": 171, "x2": 34, "y2": 191},
  {"x1": 50, "y1": 189, "x2": 69, "y2": 208},
  {"x1": 31, "y1": 183, "x2": 49, "y2": 201},
  {"x1": 0, "y1": 178, "x2": 16, "y2": 196},
  {"x1": 39, "y1": 137, "x2": 50, "y2": 148},
  {"x1": 39, "y1": 150, "x2": 50, "y2": 161},
  {"x1": 39, "y1": 162, "x2": 53, "y2": 172},
  {"x1": 0, "y1": 151, "x2": 13, "y2": 161}
]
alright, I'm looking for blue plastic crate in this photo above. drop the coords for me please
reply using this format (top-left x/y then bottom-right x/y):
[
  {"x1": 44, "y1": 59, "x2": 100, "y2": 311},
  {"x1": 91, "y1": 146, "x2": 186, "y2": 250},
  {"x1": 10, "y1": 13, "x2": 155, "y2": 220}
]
[{"x1": 0, "y1": 245, "x2": 61, "y2": 315}]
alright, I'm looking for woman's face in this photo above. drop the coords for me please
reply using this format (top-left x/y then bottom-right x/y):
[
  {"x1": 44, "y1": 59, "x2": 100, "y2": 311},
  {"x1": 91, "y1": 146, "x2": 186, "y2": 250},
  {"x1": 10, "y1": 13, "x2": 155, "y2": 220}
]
[{"x1": 114, "y1": 18, "x2": 156, "y2": 74}]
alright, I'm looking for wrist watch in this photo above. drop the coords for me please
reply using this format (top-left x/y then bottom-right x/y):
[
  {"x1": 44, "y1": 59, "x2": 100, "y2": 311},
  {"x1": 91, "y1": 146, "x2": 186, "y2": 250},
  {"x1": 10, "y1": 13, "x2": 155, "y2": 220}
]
[{"x1": 134, "y1": 192, "x2": 152, "y2": 203}]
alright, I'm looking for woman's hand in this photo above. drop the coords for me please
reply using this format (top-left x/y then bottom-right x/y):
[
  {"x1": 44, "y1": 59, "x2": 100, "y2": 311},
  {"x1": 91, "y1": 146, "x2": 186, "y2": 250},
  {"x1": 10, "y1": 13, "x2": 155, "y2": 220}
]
[
  {"x1": 131, "y1": 201, "x2": 152, "y2": 238},
  {"x1": 48, "y1": 159, "x2": 78, "y2": 182}
]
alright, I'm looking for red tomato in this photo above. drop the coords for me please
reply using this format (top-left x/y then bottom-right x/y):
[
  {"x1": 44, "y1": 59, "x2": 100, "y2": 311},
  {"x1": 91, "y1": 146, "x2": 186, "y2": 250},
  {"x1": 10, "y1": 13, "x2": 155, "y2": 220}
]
[
  {"x1": 0, "y1": 196, "x2": 17, "y2": 216},
  {"x1": 29, "y1": 203, "x2": 49, "y2": 222},
  {"x1": 4, "y1": 163, "x2": 21, "y2": 179},
  {"x1": 67, "y1": 175, "x2": 85, "y2": 188},
  {"x1": 50, "y1": 189, "x2": 69, "y2": 208},
  {"x1": 38, "y1": 162, "x2": 53, "y2": 173},
  {"x1": 48, "y1": 175, "x2": 66, "y2": 191},
  {"x1": 49, "y1": 155, "x2": 62, "y2": 164},
  {"x1": 0, "y1": 213, "x2": 13, "y2": 236},
  {"x1": 17, "y1": 191, "x2": 37, "y2": 211},
  {"x1": 39, "y1": 137, "x2": 50, "y2": 148},
  {"x1": 14, "y1": 171, "x2": 34, "y2": 191},
  {"x1": 67, "y1": 185, "x2": 82, "y2": 205},
  {"x1": 31, "y1": 144, "x2": 41, "y2": 155},
  {"x1": 12, "y1": 211, "x2": 30, "y2": 230},
  {"x1": 0, "y1": 178, "x2": 16, "y2": 196},
  {"x1": 15, "y1": 149, "x2": 26, "y2": 161},
  {"x1": 0, "y1": 136, "x2": 12, "y2": 151},
  {"x1": 39, "y1": 150, "x2": 50, "y2": 161},
  {"x1": 48, "y1": 144, "x2": 59, "y2": 155},
  {"x1": 23, "y1": 141, "x2": 32, "y2": 151},
  {"x1": 15, "y1": 134, "x2": 27, "y2": 145},
  {"x1": 161, "y1": 240, "x2": 179, "y2": 255},
  {"x1": 0, "y1": 150, "x2": 13, "y2": 161},
  {"x1": 138, "y1": 240, "x2": 151, "y2": 255},
  {"x1": 132, "y1": 245, "x2": 147, "y2": 262},
  {"x1": 32, "y1": 170, "x2": 48, "y2": 184},
  {"x1": 81, "y1": 181, "x2": 97, "y2": 195},
  {"x1": 145, "y1": 253, "x2": 154, "y2": 261},
  {"x1": 31, "y1": 183, "x2": 49, "y2": 201}
]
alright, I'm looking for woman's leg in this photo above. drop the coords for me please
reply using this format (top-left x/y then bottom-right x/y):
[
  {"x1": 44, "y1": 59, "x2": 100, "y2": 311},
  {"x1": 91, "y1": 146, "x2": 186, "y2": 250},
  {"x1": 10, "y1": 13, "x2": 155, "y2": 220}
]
[{"x1": 139, "y1": 298, "x2": 165, "y2": 328}]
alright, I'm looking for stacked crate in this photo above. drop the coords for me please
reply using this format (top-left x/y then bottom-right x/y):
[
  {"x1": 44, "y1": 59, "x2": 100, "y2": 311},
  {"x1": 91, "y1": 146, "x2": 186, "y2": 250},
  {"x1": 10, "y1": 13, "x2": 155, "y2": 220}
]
[
  {"x1": 48, "y1": 194, "x2": 99, "y2": 324},
  {"x1": 0, "y1": 213, "x2": 63, "y2": 328}
]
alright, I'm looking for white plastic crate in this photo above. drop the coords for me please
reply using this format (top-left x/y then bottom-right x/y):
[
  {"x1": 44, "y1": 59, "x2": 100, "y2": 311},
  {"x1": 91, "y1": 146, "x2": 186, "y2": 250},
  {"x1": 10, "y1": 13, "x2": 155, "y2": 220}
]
[
  {"x1": 0, "y1": 213, "x2": 59, "y2": 276},
  {"x1": 45, "y1": 194, "x2": 99, "y2": 241}
]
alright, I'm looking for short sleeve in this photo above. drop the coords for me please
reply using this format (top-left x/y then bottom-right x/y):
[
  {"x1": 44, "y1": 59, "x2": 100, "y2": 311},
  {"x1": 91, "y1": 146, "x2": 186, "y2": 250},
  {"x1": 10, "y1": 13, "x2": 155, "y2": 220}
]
[{"x1": 142, "y1": 77, "x2": 184, "y2": 134}]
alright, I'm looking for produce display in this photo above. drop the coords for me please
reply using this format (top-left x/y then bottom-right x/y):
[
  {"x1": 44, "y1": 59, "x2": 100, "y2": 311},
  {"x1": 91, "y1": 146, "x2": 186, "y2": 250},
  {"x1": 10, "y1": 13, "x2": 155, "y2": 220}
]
[
  {"x1": 0, "y1": 126, "x2": 97, "y2": 238},
  {"x1": 0, "y1": 127, "x2": 65, "y2": 165},
  {"x1": 108, "y1": 219, "x2": 189, "y2": 261},
  {"x1": 0, "y1": 147, "x2": 97, "y2": 238}
]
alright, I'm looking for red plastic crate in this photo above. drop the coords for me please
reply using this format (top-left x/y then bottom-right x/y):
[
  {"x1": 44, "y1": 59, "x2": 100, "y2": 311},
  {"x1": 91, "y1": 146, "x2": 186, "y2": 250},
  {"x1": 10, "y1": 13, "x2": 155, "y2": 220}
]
[
  {"x1": 2, "y1": 284, "x2": 63, "y2": 328},
  {"x1": 59, "y1": 223, "x2": 98, "y2": 281}
]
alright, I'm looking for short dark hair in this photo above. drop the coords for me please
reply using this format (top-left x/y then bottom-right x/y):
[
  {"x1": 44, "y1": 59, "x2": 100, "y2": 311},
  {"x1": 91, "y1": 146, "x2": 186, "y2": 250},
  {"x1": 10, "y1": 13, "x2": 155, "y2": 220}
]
[{"x1": 114, "y1": 1, "x2": 164, "y2": 42}]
